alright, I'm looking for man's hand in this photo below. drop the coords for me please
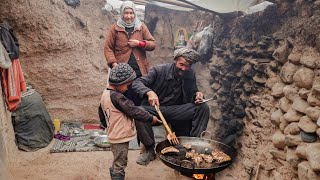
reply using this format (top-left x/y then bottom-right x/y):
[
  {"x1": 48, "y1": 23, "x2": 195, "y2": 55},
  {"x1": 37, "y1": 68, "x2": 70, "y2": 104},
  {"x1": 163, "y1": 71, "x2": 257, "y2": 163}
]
[
  {"x1": 151, "y1": 116, "x2": 162, "y2": 125},
  {"x1": 128, "y1": 39, "x2": 139, "y2": 47},
  {"x1": 194, "y1": 91, "x2": 204, "y2": 104},
  {"x1": 146, "y1": 91, "x2": 159, "y2": 106}
]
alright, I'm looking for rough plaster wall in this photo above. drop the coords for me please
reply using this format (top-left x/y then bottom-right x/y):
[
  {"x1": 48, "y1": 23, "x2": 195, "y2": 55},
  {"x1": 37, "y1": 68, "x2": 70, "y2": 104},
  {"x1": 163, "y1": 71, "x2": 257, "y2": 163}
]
[
  {"x1": 0, "y1": 84, "x2": 16, "y2": 180},
  {"x1": 0, "y1": 0, "x2": 115, "y2": 122}
]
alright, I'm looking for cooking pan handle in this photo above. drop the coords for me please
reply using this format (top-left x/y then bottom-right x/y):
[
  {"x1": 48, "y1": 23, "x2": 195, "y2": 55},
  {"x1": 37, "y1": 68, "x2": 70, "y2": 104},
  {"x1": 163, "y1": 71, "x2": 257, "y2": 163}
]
[
  {"x1": 200, "y1": 131, "x2": 214, "y2": 140},
  {"x1": 180, "y1": 160, "x2": 195, "y2": 169}
]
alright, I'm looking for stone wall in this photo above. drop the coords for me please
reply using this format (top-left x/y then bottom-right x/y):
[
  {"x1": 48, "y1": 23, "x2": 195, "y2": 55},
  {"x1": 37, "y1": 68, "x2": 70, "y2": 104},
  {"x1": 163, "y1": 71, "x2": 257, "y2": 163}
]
[
  {"x1": 211, "y1": 1, "x2": 320, "y2": 179},
  {"x1": 268, "y1": 1, "x2": 320, "y2": 179},
  {"x1": 270, "y1": 36, "x2": 320, "y2": 180}
]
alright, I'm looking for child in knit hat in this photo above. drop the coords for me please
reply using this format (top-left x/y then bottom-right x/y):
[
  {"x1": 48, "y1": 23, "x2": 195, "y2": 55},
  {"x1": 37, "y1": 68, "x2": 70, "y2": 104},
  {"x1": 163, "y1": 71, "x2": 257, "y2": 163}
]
[{"x1": 99, "y1": 63, "x2": 162, "y2": 180}]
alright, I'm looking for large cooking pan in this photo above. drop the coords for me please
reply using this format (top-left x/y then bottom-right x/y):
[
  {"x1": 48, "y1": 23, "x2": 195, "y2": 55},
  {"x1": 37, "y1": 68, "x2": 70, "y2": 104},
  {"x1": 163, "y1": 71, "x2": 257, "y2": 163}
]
[{"x1": 155, "y1": 133, "x2": 237, "y2": 175}]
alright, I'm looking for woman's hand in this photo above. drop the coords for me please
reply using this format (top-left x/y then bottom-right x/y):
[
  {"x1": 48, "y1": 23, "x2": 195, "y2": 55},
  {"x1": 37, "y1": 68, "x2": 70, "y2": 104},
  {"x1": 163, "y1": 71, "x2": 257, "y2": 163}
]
[
  {"x1": 151, "y1": 116, "x2": 162, "y2": 125},
  {"x1": 128, "y1": 39, "x2": 139, "y2": 47},
  {"x1": 194, "y1": 91, "x2": 204, "y2": 104},
  {"x1": 146, "y1": 91, "x2": 159, "y2": 106}
]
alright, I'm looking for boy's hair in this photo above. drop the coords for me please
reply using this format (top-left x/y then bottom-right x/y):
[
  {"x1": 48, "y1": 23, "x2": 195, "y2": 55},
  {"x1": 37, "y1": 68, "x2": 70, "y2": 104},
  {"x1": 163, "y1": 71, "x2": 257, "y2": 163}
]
[{"x1": 109, "y1": 63, "x2": 136, "y2": 85}]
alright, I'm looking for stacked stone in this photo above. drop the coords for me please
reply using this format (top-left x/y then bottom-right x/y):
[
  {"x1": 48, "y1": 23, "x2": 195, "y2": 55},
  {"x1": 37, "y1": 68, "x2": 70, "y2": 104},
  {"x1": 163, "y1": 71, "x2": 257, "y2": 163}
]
[
  {"x1": 270, "y1": 36, "x2": 320, "y2": 179},
  {"x1": 209, "y1": 35, "x2": 278, "y2": 145}
]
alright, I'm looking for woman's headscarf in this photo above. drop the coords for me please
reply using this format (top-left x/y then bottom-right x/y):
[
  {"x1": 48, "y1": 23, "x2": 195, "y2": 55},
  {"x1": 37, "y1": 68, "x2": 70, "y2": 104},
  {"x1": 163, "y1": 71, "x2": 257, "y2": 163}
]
[{"x1": 116, "y1": 1, "x2": 142, "y2": 30}]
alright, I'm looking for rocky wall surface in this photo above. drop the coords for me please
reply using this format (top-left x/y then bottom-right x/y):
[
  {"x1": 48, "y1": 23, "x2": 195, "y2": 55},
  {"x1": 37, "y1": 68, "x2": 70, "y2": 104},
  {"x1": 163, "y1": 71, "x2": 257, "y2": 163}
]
[
  {"x1": 268, "y1": 1, "x2": 320, "y2": 179},
  {"x1": 212, "y1": 0, "x2": 320, "y2": 179},
  {"x1": 269, "y1": 30, "x2": 320, "y2": 180}
]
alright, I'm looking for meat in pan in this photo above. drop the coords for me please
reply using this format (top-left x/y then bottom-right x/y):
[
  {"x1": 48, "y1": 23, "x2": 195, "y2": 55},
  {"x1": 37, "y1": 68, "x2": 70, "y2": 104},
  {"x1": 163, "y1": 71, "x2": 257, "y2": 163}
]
[
  {"x1": 161, "y1": 146, "x2": 180, "y2": 155},
  {"x1": 211, "y1": 149, "x2": 231, "y2": 163}
]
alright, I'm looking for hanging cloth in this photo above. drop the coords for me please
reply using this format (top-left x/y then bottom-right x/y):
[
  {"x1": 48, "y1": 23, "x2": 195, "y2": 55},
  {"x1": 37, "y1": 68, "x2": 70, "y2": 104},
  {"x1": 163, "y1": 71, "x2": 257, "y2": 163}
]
[
  {"x1": 0, "y1": 21, "x2": 20, "y2": 60},
  {"x1": 1, "y1": 59, "x2": 27, "y2": 111},
  {"x1": 0, "y1": 41, "x2": 12, "y2": 69}
]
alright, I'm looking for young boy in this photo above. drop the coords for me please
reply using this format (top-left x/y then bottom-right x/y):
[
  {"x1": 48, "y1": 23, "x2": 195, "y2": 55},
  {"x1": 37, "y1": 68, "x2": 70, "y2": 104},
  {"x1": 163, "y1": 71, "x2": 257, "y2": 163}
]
[{"x1": 100, "y1": 63, "x2": 162, "y2": 180}]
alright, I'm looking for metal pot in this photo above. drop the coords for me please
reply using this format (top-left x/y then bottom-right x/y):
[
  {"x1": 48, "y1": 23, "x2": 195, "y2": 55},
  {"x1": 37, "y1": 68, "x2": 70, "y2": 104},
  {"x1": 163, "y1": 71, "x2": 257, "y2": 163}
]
[
  {"x1": 93, "y1": 135, "x2": 111, "y2": 148},
  {"x1": 89, "y1": 131, "x2": 105, "y2": 139},
  {"x1": 155, "y1": 132, "x2": 237, "y2": 175}
]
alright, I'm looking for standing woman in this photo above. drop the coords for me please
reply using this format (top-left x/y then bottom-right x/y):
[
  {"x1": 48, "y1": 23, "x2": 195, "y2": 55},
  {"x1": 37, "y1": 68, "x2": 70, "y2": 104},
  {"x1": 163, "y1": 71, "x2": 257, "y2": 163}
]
[{"x1": 104, "y1": 1, "x2": 156, "y2": 105}]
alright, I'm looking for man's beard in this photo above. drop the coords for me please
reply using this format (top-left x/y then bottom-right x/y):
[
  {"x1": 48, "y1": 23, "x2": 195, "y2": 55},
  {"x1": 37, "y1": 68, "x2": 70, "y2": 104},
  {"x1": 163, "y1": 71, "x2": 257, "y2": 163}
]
[{"x1": 174, "y1": 67, "x2": 185, "y2": 77}]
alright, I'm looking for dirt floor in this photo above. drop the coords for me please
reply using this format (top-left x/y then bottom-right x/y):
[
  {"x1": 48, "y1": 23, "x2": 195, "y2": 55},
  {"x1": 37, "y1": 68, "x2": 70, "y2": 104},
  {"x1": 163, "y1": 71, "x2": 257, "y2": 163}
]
[
  {"x1": 10, "y1": 141, "x2": 171, "y2": 180},
  {"x1": 9, "y1": 140, "x2": 235, "y2": 180}
]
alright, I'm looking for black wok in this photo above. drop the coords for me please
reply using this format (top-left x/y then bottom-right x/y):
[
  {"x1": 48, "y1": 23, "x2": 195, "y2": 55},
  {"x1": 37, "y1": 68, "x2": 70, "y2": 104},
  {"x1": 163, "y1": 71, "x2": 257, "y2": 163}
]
[{"x1": 155, "y1": 135, "x2": 237, "y2": 175}]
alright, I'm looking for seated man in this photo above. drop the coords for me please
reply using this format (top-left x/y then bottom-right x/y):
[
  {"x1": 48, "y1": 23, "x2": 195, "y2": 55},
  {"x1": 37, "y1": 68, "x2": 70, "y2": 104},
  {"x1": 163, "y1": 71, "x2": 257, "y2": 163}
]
[{"x1": 132, "y1": 47, "x2": 210, "y2": 166}]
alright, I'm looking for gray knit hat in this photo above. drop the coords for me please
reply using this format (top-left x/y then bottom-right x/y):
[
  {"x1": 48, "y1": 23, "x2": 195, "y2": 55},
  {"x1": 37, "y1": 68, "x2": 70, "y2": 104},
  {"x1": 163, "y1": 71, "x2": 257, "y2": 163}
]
[
  {"x1": 109, "y1": 63, "x2": 136, "y2": 85},
  {"x1": 173, "y1": 47, "x2": 200, "y2": 64}
]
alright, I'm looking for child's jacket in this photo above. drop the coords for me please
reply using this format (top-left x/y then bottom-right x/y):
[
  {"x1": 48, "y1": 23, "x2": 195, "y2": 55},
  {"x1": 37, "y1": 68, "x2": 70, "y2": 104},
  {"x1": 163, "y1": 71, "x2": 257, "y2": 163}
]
[{"x1": 100, "y1": 89, "x2": 152, "y2": 144}]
